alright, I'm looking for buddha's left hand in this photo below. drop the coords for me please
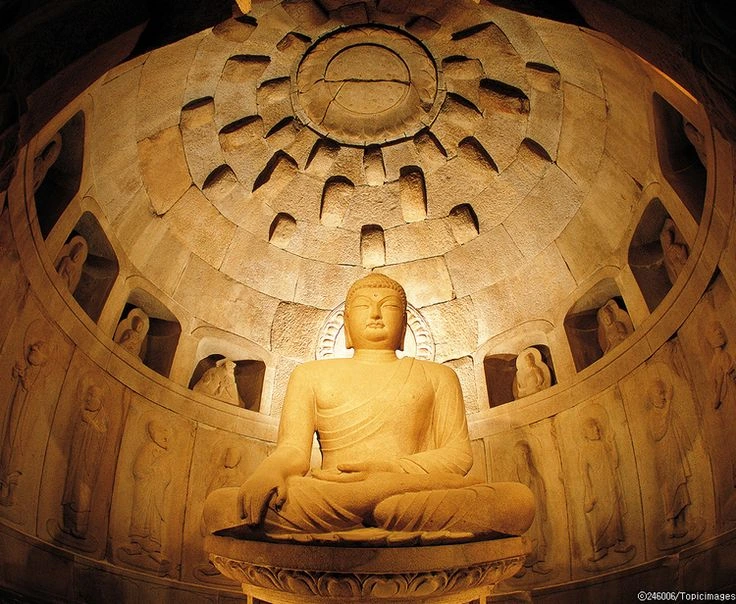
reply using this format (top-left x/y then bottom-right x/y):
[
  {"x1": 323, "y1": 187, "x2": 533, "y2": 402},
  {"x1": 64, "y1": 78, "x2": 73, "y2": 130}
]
[{"x1": 312, "y1": 460, "x2": 403, "y2": 482}]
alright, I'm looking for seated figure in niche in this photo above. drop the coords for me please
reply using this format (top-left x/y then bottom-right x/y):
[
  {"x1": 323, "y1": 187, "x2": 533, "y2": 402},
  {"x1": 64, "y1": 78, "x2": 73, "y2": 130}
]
[
  {"x1": 55, "y1": 235, "x2": 88, "y2": 295},
  {"x1": 513, "y1": 347, "x2": 552, "y2": 400},
  {"x1": 193, "y1": 358, "x2": 239, "y2": 406},
  {"x1": 596, "y1": 299, "x2": 633, "y2": 354},
  {"x1": 204, "y1": 273, "x2": 535, "y2": 544},
  {"x1": 114, "y1": 308, "x2": 149, "y2": 359},
  {"x1": 32, "y1": 133, "x2": 62, "y2": 193},
  {"x1": 659, "y1": 218, "x2": 689, "y2": 285}
]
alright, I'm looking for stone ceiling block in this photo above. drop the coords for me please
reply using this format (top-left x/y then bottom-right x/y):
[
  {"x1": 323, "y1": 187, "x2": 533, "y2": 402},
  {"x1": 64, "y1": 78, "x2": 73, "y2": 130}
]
[
  {"x1": 384, "y1": 218, "x2": 457, "y2": 265},
  {"x1": 91, "y1": 66, "x2": 143, "y2": 224},
  {"x1": 421, "y1": 296, "x2": 479, "y2": 362},
  {"x1": 556, "y1": 83, "x2": 607, "y2": 188},
  {"x1": 164, "y1": 186, "x2": 237, "y2": 268},
  {"x1": 445, "y1": 226, "x2": 524, "y2": 298},
  {"x1": 585, "y1": 34, "x2": 652, "y2": 186},
  {"x1": 137, "y1": 126, "x2": 192, "y2": 216},
  {"x1": 135, "y1": 32, "x2": 206, "y2": 141},
  {"x1": 220, "y1": 228, "x2": 301, "y2": 301},
  {"x1": 295, "y1": 259, "x2": 366, "y2": 310},
  {"x1": 175, "y1": 254, "x2": 279, "y2": 348},
  {"x1": 378, "y1": 256, "x2": 454, "y2": 307},
  {"x1": 271, "y1": 301, "x2": 329, "y2": 359},
  {"x1": 503, "y1": 164, "x2": 582, "y2": 258}
]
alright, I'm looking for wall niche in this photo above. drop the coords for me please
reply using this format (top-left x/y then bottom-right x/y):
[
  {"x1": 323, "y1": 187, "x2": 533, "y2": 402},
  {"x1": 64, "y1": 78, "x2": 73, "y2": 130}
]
[
  {"x1": 33, "y1": 111, "x2": 85, "y2": 238},
  {"x1": 484, "y1": 345, "x2": 555, "y2": 407},
  {"x1": 652, "y1": 94, "x2": 706, "y2": 223},
  {"x1": 54, "y1": 211, "x2": 118, "y2": 322},
  {"x1": 113, "y1": 291, "x2": 181, "y2": 378},
  {"x1": 628, "y1": 198, "x2": 689, "y2": 311},
  {"x1": 564, "y1": 280, "x2": 634, "y2": 372},
  {"x1": 188, "y1": 354, "x2": 266, "y2": 412}
]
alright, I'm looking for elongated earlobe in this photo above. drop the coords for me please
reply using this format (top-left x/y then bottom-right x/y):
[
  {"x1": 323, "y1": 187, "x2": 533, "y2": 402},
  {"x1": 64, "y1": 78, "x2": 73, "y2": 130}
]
[
  {"x1": 397, "y1": 313, "x2": 407, "y2": 351},
  {"x1": 344, "y1": 311, "x2": 353, "y2": 349}
]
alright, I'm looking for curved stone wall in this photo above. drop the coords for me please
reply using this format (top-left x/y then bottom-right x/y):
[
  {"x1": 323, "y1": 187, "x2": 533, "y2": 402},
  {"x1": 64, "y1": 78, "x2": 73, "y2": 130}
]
[{"x1": 1, "y1": 1, "x2": 735, "y2": 601}]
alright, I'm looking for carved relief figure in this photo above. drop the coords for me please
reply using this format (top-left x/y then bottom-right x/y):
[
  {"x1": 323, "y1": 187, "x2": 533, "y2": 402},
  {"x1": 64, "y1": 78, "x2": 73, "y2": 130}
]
[
  {"x1": 120, "y1": 420, "x2": 172, "y2": 575},
  {"x1": 707, "y1": 320, "x2": 736, "y2": 413},
  {"x1": 660, "y1": 218, "x2": 689, "y2": 285},
  {"x1": 193, "y1": 358, "x2": 239, "y2": 405},
  {"x1": 579, "y1": 416, "x2": 634, "y2": 568},
  {"x1": 645, "y1": 376, "x2": 702, "y2": 548},
  {"x1": 114, "y1": 308, "x2": 149, "y2": 359},
  {"x1": 0, "y1": 322, "x2": 52, "y2": 507},
  {"x1": 55, "y1": 235, "x2": 88, "y2": 294},
  {"x1": 32, "y1": 133, "x2": 62, "y2": 193},
  {"x1": 204, "y1": 274, "x2": 535, "y2": 544},
  {"x1": 597, "y1": 299, "x2": 633, "y2": 354},
  {"x1": 512, "y1": 440, "x2": 551, "y2": 577},
  {"x1": 61, "y1": 377, "x2": 108, "y2": 540},
  {"x1": 513, "y1": 348, "x2": 551, "y2": 400},
  {"x1": 196, "y1": 446, "x2": 247, "y2": 582}
]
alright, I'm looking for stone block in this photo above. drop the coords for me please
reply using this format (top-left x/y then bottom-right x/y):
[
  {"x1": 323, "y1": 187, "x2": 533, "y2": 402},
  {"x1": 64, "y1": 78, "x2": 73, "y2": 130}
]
[{"x1": 138, "y1": 126, "x2": 192, "y2": 216}]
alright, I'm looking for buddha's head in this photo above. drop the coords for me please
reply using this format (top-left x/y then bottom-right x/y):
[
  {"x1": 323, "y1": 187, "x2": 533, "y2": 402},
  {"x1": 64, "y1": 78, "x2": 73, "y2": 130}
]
[{"x1": 344, "y1": 273, "x2": 407, "y2": 351}]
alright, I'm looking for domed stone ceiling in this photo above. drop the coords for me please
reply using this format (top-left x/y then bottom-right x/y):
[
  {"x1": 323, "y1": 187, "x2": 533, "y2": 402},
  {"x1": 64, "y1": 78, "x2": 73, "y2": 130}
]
[{"x1": 90, "y1": 0, "x2": 650, "y2": 374}]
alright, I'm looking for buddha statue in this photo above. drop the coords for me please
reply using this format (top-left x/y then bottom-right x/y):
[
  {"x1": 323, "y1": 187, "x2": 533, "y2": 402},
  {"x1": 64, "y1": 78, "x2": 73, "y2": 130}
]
[{"x1": 204, "y1": 273, "x2": 534, "y2": 544}]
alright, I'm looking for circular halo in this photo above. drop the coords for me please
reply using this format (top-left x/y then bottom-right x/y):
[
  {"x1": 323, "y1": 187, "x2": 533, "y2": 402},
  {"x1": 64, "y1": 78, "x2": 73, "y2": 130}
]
[{"x1": 315, "y1": 302, "x2": 435, "y2": 360}]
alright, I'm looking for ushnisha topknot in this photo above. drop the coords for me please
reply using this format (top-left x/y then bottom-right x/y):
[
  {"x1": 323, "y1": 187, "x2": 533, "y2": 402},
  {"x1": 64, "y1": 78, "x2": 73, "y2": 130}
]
[{"x1": 345, "y1": 273, "x2": 407, "y2": 313}]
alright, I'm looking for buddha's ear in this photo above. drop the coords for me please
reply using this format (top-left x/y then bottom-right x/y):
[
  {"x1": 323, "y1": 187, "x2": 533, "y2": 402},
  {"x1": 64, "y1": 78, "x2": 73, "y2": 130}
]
[{"x1": 344, "y1": 312, "x2": 353, "y2": 349}]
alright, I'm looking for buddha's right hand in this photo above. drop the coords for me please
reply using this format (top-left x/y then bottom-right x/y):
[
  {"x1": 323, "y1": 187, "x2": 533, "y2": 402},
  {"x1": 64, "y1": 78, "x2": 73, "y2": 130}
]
[{"x1": 238, "y1": 472, "x2": 288, "y2": 525}]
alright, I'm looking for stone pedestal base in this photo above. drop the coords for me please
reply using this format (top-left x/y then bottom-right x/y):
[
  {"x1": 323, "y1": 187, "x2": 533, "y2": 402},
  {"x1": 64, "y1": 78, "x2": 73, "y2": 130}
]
[{"x1": 205, "y1": 535, "x2": 529, "y2": 603}]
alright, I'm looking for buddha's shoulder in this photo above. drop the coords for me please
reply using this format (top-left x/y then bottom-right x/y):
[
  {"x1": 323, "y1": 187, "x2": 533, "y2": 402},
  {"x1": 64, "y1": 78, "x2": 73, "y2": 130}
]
[{"x1": 412, "y1": 358, "x2": 458, "y2": 381}]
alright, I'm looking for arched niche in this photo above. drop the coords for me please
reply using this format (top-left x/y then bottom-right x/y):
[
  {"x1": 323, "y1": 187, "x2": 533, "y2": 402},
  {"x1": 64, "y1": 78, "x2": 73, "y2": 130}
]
[
  {"x1": 113, "y1": 289, "x2": 181, "y2": 378},
  {"x1": 33, "y1": 111, "x2": 85, "y2": 238},
  {"x1": 54, "y1": 211, "x2": 118, "y2": 322},
  {"x1": 564, "y1": 280, "x2": 633, "y2": 372},
  {"x1": 188, "y1": 354, "x2": 266, "y2": 412},
  {"x1": 483, "y1": 344, "x2": 555, "y2": 407},
  {"x1": 652, "y1": 93, "x2": 706, "y2": 223},
  {"x1": 628, "y1": 198, "x2": 690, "y2": 311}
]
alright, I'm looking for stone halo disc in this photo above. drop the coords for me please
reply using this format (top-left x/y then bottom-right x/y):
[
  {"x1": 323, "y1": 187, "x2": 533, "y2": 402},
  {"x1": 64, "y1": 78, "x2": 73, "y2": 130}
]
[{"x1": 293, "y1": 24, "x2": 443, "y2": 146}]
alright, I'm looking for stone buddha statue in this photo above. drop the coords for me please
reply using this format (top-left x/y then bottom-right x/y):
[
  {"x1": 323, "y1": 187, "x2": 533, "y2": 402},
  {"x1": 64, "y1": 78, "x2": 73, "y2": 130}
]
[{"x1": 204, "y1": 273, "x2": 534, "y2": 544}]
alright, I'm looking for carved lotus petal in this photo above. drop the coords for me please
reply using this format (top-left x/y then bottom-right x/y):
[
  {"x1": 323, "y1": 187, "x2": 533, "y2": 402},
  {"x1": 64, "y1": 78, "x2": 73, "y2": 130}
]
[
  {"x1": 317, "y1": 574, "x2": 362, "y2": 597},
  {"x1": 362, "y1": 574, "x2": 409, "y2": 598},
  {"x1": 278, "y1": 569, "x2": 318, "y2": 595},
  {"x1": 407, "y1": 572, "x2": 448, "y2": 596}
]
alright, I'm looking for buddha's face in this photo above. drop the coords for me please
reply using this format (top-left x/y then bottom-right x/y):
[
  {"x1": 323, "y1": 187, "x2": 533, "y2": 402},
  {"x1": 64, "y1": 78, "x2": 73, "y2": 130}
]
[
  {"x1": 649, "y1": 379, "x2": 668, "y2": 409},
  {"x1": 344, "y1": 286, "x2": 406, "y2": 350}
]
